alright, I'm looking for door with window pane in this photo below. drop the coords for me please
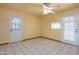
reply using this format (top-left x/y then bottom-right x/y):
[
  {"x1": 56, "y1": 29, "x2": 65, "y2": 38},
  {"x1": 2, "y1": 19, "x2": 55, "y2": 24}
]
[
  {"x1": 9, "y1": 17, "x2": 22, "y2": 43},
  {"x1": 63, "y1": 15, "x2": 77, "y2": 45}
]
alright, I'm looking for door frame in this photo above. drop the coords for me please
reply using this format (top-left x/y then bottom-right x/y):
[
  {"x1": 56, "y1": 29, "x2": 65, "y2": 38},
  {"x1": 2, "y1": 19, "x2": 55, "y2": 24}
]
[
  {"x1": 9, "y1": 16, "x2": 23, "y2": 43},
  {"x1": 61, "y1": 13, "x2": 78, "y2": 46}
]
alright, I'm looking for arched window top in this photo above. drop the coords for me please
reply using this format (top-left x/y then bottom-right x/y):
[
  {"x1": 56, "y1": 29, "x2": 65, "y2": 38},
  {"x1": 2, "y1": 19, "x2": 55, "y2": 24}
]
[
  {"x1": 11, "y1": 17, "x2": 21, "y2": 30},
  {"x1": 12, "y1": 17, "x2": 21, "y2": 24}
]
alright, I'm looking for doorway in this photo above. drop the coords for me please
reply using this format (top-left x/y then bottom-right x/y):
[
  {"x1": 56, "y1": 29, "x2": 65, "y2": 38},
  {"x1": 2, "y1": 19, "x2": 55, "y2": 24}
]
[
  {"x1": 9, "y1": 16, "x2": 22, "y2": 43},
  {"x1": 62, "y1": 14, "x2": 78, "y2": 46}
]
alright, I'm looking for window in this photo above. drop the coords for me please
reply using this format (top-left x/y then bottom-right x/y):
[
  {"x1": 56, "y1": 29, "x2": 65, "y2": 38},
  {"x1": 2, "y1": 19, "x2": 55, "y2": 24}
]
[
  {"x1": 11, "y1": 17, "x2": 21, "y2": 30},
  {"x1": 51, "y1": 22, "x2": 61, "y2": 29}
]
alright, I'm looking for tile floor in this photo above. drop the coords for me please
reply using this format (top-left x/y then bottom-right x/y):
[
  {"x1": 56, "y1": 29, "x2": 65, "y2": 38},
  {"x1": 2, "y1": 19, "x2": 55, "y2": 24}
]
[{"x1": 0, "y1": 37, "x2": 79, "y2": 55}]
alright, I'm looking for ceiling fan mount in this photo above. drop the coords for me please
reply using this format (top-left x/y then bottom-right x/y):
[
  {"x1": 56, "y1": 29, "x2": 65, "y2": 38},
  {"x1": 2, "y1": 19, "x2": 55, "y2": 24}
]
[{"x1": 43, "y1": 3, "x2": 50, "y2": 7}]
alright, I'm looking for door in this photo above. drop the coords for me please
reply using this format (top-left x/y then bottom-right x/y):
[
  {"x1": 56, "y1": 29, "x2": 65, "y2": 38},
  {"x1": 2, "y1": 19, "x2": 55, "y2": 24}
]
[
  {"x1": 9, "y1": 16, "x2": 22, "y2": 43},
  {"x1": 76, "y1": 13, "x2": 79, "y2": 46},
  {"x1": 62, "y1": 15, "x2": 78, "y2": 45}
]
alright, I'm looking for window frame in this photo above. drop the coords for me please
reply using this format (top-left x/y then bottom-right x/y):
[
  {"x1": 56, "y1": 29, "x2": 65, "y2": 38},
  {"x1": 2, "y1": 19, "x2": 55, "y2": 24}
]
[
  {"x1": 51, "y1": 22, "x2": 61, "y2": 29},
  {"x1": 10, "y1": 16, "x2": 21, "y2": 31}
]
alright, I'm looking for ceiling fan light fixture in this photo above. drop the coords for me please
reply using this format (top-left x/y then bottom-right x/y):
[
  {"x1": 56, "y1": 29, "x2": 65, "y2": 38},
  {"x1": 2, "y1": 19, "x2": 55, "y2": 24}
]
[
  {"x1": 43, "y1": 10, "x2": 48, "y2": 15},
  {"x1": 43, "y1": 9, "x2": 52, "y2": 15}
]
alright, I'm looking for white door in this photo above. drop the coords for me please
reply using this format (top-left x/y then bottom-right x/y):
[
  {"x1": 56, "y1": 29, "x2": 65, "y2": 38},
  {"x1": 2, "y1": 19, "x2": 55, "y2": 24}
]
[
  {"x1": 62, "y1": 15, "x2": 78, "y2": 45},
  {"x1": 9, "y1": 17, "x2": 22, "y2": 43},
  {"x1": 76, "y1": 13, "x2": 79, "y2": 46}
]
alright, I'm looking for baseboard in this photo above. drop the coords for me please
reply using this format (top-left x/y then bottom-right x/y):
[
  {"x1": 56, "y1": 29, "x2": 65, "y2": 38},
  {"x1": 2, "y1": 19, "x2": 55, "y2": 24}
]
[
  {"x1": 40, "y1": 36, "x2": 62, "y2": 42},
  {"x1": 0, "y1": 36, "x2": 41, "y2": 45},
  {"x1": 40, "y1": 36, "x2": 78, "y2": 47},
  {"x1": 0, "y1": 42, "x2": 8, "y2": 46},
  {"x1": 23, "y1": 36, "x2": 41, "y2": 41}
]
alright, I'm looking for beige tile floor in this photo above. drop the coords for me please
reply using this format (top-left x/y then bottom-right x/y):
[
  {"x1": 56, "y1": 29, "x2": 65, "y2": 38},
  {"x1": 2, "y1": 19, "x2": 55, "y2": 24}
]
[{"x1": 0, "y1": 37, "x2": 79, "y2": 55}]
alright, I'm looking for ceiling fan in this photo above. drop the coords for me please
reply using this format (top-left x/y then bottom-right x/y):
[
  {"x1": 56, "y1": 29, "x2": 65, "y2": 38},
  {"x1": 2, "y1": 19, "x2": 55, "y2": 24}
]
[{"x1": 41, "y1": 3, "x2": 56, "y2": 15}]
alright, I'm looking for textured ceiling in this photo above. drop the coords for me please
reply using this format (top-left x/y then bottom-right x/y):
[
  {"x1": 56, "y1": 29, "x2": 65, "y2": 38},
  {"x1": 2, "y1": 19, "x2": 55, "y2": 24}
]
[{"x1": 0, "y1": 3, "x2": 79, "y2": 16}]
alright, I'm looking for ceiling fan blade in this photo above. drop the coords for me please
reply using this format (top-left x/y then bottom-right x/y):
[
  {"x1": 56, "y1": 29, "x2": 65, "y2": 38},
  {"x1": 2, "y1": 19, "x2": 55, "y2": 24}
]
[
  {"x1": 51, "y1": 11, "x2": 55, "y2": 14},
  {"x1": 43, "y1": 5, "x2": 47, "y2": 9}
]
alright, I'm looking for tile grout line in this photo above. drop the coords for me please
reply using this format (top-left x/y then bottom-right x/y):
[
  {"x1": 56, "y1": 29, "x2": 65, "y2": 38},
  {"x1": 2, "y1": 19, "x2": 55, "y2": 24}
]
[{"x1": 15, "y1": 42, "x2": 26, "y2": 55}]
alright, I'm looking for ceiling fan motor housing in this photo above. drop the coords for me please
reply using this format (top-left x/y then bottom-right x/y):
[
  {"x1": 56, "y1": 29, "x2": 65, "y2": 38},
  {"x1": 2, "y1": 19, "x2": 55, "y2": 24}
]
[{"x1": 44, "y1": 3, "x2": 50, "y2": 6}]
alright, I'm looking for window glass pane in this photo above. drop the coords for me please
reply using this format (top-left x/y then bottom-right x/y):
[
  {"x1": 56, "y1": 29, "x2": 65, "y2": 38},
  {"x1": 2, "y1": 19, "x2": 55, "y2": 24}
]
[
  {"x1": 12, "y1": 19, "x2": 16, "y2": 23},
  {"x1": 51, "y1": 22, "x2": 61, "y2": 29},
  {"x1": 16, "y1": 24, "x2": 21, "y2": 30},
  {"x1": 18, "y1": 24, "x2": 20, "y2": 30},
  {"x1": 16, "y1": 24, "x2": 19, "y2": 30},
  {"x1": 15, "y1": 19, "x2": 21, "y2": 24},
  {"x1": 56, "y1": 23, "x2": 61, "y2": 28},
  {"x1": 12, "y1": 18, "x2": 21, "y2": 24},
  {"x1": 16, "y1": 24, "x2": 18, "y2": 30},
  {"x1": 11, "y1": 17, "x2": 21, "y2": 30},
  {"x1": 12, "y1": 23, "x2": 15, "y2": 29}
]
